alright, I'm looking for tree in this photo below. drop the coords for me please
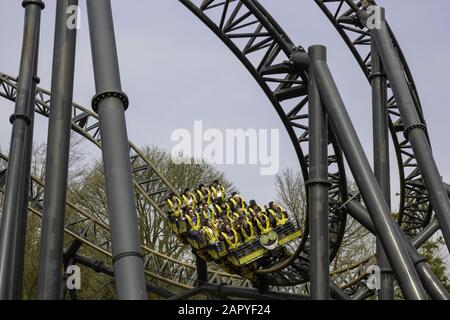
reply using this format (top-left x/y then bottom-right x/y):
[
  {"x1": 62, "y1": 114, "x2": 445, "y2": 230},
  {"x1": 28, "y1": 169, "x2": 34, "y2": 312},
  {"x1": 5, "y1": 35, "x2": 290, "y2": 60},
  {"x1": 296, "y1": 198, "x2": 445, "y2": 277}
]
[
  {"x1": 419, "y1": 236, "x2": 450, "y2": 292},
  {"x1": 274, "y1": 168, "x2": 375, "y2": 273}
]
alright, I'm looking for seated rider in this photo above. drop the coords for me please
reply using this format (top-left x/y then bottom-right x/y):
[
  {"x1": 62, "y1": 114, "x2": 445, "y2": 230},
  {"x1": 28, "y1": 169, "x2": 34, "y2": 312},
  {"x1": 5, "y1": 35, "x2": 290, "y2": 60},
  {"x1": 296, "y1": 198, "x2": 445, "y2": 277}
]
[
  {"x1": 267, "y1": 201, "x2": 288, "y2": 227},
  {"x1": 220, "y1": 223, "x2": 240, "y2": 251},
  {"x1": 182, "y1": 188, "x2": 197, "y2": 210},
  {"x1": 210, "y1": 179, "x2": 226, "y2": 202},
  {"x1": 166, "y1": 192, "x2": 182, "y2": 219},
  {"x1": 236, "y1": 214, "x2": 256, "y2": 243},
  {"x1": 184, "y1": 208, "x2": 202, "y2": 239},
  {"x1": 254, "y1": 207, "x2": 272, "y2": 235},
  {"x1": 198, "y1": 201, "x2": 211, "y2": 222},
  {"x1": 229, "y1": 192, "x2": 246, "y2": 211},
  {"x1": 200, "y1": 219, "x2": 220, "y2": 246},
  {"x1": 215, "y1": 199, "x2": 233, "y2": 221},
  {"x1": 248, "y1": 199, "x2": 262, "y2": 215},
  {"x1": 233, "y1": 206, "x2": 247, "y2": 225},
  {"x1": 196, "y1": 184, "x2": 212, "y2": 205}
]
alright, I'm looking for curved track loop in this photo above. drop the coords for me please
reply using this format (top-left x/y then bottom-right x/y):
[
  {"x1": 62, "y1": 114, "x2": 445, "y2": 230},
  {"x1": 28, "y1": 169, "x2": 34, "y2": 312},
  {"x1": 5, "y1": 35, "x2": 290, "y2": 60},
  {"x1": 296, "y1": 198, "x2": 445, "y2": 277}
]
[
  {"x1": 314, "y1": 0, "x2": 432, "y2": 236},
  {"x1": 0, "y1": 74, "x2": 250, "y2": 293},
  {"x1": 180, "y1": 0, "x2": 349, "y2": 287}
]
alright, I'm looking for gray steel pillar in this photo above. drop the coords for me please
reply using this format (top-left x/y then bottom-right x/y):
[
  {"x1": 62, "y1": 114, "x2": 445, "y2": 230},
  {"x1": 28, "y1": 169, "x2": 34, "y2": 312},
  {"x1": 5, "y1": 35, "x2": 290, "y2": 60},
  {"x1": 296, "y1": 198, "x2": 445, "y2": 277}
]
[
  {"x1": 86, "y1": 0, "x2": 147, "y2": 300},
  {"x1": 368, "y1": 7, "x2": 450, "y2": 252},
  {"x1": 9, "y1": 52, "x2": 40, "y2": 300},
  {"x1": 310, "y1": 45, "x2": 427, "y2": 299},
  {"x1": 370, "y1": 36, "x2": 394, "y2": 300},
  {"x1": 37, "y1": 0, "x2": 78, "y2": 300},
  {"x1": 195, "y1": 255, "x2": 208, "y2": 285},
  {"x1": 0, "y1": 0, "x2": 43, "y2": 299},
  {"x1": 307, "y1": 45, "x2": 330, "y2": 300}
]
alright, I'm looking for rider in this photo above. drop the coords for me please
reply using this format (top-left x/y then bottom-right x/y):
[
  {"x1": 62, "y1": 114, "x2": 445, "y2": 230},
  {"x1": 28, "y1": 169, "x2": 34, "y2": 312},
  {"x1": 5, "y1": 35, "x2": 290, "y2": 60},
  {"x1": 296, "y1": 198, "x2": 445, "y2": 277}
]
[
  {"x1": 220, "y1": 223, "x2": 240, "y2": 251},
  {"x1": 254, "y1": 207, "x2": 272, "y2": 235},
  {"x1": 210, "y1": 179, "x2": 226, "y2": 202},
  {"x1": 198, "y1": 201, "x2": 212, "y2": 222},
  {"x1": 166, "y1": 192, "x2": 182, "y2": 219},
  {"x1": 184, "y1": 208, "x2": 202, "y2": 239},
  {"x1": 196, "y1": 183, "x2": 212, "y2": 205},
  {"x1": 267, "y1": 201, "x2": 288, "y2": 227},
  {"x1": 236, "y1": 214, "x2": 256, "y2": 243},
  {"x1": 247, "y1": 199, "x2": 263, "y2": 215},
  {"x1": 201, "y1": 219, "x2": 220, "y2": 245},
  {"x1": 229, "y1": 192, "x2": 246, "y2": 211},
  {"x1": 182, "y1": 188, "x2": 197, "y2": 210},
  {"x1": 215, "y1": 199, "x2": 233, "y2": 221}
]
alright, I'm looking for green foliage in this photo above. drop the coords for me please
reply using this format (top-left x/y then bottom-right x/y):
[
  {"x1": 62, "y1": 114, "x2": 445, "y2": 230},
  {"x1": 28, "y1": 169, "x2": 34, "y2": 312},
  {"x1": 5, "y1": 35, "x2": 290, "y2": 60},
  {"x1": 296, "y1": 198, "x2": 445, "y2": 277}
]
[
  {"x1": 15, "y1": 143, "x2": 234, "y2": 299},
  {"x1": 419, "y1": 236, "x2": 450, "y2": 292}
]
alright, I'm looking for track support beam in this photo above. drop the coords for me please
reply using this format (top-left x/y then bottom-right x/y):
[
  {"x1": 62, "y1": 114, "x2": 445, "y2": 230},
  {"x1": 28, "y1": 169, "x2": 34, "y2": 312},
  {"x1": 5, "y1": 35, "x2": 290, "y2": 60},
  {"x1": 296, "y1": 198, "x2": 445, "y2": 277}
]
[
  {"x1": 195, "y1": 254, "x2": 208, "y2": 285},
  {"x1": 87, "y1": 0, "x2": 147, "y2": 300},
  {"x1": 367, "y1": 6, "x2": 450, "y2": 253},
  {"x1": 0, "y1": 0, "x2": 43, "y2": 299},
  {"x1": 307, "y1": 46, "x2": 330, "y2": 300},
  {"x1": 37, "y1": 0, "x2": 78, "y2": 300},
  {"x1": 370, "y1": 35, "x2": 394, "y2": 300}
]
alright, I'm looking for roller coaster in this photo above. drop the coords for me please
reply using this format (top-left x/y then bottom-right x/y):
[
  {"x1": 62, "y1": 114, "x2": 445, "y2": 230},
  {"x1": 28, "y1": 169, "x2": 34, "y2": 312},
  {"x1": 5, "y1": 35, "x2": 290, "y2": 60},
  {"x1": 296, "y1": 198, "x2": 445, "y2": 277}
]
[{"x1": 0, "y1": 0, "x2": 449, "y2": 300}]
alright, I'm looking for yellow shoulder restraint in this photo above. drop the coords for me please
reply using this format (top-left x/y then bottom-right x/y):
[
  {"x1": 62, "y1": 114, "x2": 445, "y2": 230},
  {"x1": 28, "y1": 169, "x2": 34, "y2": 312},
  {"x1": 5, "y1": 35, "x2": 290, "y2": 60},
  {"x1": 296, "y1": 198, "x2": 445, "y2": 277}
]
[
  {"x1": 256, "y1": 214, "x2": 271, "y2": 234},
  {"x1": 269, "y1": 208, "x2": 287, "y2": 225},
  {"x1": 221, "y1": 230, "x2": 239, "y2": 249},
  {"x1": 241, "y1": 221, "x2": 255, "y2": 241},
  {"x1": 185, "y1": 213, "x2": 201, "y2": 231}
]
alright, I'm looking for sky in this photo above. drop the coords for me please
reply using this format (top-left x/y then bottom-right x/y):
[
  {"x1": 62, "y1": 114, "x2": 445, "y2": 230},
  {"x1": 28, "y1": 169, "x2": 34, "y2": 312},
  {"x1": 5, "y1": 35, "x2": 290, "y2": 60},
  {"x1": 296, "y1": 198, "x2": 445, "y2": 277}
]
[{"x1": 0, "y1": 0, "x2": 450, "y2": 209}]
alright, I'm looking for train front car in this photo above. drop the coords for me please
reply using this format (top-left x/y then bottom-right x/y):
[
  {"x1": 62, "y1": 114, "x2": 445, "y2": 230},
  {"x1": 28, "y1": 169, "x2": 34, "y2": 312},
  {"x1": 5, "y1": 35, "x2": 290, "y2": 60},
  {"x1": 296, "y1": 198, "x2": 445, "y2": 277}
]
[{"x1": 163, "y1": 185, "x2": 302, "y2": 281}]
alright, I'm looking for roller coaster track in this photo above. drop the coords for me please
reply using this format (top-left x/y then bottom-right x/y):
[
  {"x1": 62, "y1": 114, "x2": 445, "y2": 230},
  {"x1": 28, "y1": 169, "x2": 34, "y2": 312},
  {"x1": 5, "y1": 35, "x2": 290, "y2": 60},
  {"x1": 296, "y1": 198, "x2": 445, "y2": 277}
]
[{"x1": 0, "y1": 0, "x2": 434, "y2": 296}]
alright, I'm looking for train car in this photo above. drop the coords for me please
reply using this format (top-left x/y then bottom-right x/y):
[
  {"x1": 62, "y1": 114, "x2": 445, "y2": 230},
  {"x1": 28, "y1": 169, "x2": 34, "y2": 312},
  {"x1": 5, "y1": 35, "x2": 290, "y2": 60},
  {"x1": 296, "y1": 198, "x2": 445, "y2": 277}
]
[
  {"x1": 163, "y1": 191, "x2": 302, "y2": 278},
  {"x1": 206, "y1": 242, "x2": 228, "y2": 260},
  {"x1": 226, "y1": 221, "x2": 301, "y2": 267}
]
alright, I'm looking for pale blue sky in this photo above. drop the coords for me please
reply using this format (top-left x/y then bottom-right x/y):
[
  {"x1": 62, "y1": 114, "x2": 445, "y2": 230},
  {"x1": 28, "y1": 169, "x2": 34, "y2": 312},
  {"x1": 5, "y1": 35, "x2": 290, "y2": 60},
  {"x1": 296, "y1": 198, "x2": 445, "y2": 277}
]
[{"x1": 1, "y1": 0, "x2": 450, "y2": 208}]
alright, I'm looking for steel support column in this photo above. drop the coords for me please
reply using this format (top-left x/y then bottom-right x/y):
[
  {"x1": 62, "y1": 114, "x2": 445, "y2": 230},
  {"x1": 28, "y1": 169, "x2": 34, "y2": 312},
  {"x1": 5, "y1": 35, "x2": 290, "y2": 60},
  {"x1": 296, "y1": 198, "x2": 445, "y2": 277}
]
[
  {"x1": 371, "y1": 35, "x2": 394, "y2": 300},
  {"x1": 0, "y1": 0, "x2": 43, "y2": 299},
  {"x1": 195, "y1": 255, "x2": 208, "y2": 285},
  {"x1": 9, "y1": 64, "x2": 39, "y2": 300},
  {"x1": 37, "y1": 0, "x2": 78, "y2": 300},
  {"x1": 307, "y1": 45, "x2": 330, "y2": 300},
  {"x1": 368, "y1": 7, "x2": 450, "y2": 252},
  {"x1": 310, "y1": 45, "x2": 427, "y2": 299},
  {"x1": 86, "y1": 0, "x2": 147, "y2": 300}
]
